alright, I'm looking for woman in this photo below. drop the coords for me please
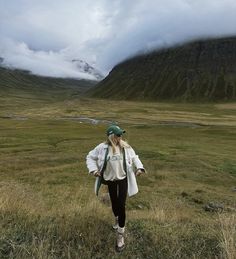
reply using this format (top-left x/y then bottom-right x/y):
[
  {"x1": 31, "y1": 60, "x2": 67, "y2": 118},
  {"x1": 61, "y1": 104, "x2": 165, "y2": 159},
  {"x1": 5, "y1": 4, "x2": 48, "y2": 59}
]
[{"x1": 86, "y1": 125, "x2": 145, "y2": 252}]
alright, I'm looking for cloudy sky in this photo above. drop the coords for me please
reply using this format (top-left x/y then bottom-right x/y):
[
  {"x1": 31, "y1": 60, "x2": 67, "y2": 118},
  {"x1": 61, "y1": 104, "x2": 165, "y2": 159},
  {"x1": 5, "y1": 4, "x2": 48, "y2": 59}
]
[{"x1": 0, "y1": 0, "x2": 236, "y2": 80}]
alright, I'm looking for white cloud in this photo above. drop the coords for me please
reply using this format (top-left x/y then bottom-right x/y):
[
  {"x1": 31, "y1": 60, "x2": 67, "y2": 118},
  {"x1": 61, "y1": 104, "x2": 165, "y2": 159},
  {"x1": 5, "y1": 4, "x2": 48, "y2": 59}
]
[
  {"x1": 0, "y1": 38, "x2": 97, "y2": 80},
  {"x1": 0, "y1": 0, "x2": 236, "y2": 78}
]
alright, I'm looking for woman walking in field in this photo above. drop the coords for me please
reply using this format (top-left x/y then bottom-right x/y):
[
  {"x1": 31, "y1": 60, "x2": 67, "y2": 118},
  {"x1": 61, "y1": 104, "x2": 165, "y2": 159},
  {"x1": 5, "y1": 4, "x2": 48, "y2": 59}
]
[{"x1": 86, "y1": 124, "x2": 145, "y2": 252}]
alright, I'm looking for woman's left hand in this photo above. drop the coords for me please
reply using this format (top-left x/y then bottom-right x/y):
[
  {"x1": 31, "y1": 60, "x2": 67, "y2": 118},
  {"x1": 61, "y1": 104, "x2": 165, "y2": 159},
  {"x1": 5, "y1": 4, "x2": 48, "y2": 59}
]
[{"x1": 135, "y1": 169, "x2": 145, "y2": 176}]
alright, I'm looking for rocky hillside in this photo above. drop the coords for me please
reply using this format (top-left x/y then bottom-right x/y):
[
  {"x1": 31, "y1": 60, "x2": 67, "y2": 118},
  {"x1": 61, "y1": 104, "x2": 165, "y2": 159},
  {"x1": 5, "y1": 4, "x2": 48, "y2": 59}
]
[
  {"x1": 89, "y1": 37, "x2": 236, "y2": 101},
  {"x1": 71, "y1": 59, "x2": 104, "y2": 81}
]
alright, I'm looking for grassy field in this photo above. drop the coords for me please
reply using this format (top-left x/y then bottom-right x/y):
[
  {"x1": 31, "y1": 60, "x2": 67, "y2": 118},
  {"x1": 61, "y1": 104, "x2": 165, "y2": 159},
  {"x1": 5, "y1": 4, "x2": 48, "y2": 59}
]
[{"x1": 0, "y1": 95, "x2": 236, "y2": 258}]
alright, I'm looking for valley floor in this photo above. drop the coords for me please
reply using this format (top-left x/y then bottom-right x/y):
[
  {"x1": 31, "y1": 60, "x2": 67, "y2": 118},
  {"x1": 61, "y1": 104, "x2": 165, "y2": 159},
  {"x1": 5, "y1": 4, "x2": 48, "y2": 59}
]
[{"x1": 0, "y1": 97, "x2": 236, "y2": 258}]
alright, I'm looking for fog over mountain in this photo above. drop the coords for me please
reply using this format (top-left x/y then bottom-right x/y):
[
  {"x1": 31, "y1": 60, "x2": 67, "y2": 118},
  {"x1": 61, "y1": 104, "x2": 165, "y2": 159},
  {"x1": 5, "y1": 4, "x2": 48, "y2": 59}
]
[{"x1": 0, "y1": 0, "x2": 236, "y2": 79}]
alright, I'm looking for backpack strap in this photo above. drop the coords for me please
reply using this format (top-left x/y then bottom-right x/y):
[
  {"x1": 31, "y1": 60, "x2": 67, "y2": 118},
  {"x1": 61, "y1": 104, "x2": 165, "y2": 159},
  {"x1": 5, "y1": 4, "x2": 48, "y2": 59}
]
[
  {"x1": 123, "y1": 148, "x2": 127, "y2": 173},
  {"x1": 99, "y1": 147, "x2": 109, "y2": 185},
  {"x1": 100, "y1": 147, "x2": 109, "y2": 174}
]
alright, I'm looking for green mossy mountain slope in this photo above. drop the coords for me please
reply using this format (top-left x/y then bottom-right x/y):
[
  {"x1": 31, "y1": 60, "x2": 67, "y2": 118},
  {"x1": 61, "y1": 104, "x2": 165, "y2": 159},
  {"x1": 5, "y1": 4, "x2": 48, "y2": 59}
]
[
  {"x1": 90, "y1": 37, "x2": 236, "y2": 101},
  {"x1": 0, "y1": 67, "x2": 96, "y2": 101}
]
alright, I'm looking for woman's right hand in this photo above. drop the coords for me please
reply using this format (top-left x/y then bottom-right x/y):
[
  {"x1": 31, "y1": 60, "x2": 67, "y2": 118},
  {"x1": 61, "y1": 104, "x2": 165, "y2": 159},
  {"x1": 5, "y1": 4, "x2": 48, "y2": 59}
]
[{"x1": 93, "y1": 171, "x2": 101, "y2": 177}]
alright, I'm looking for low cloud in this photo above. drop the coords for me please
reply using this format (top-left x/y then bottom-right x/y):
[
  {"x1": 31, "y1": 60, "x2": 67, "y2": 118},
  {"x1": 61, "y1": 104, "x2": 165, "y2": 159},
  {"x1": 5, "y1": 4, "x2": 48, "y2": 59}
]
[{"x1": 0, "y1": 38, "x2": 98, "y2": 80}]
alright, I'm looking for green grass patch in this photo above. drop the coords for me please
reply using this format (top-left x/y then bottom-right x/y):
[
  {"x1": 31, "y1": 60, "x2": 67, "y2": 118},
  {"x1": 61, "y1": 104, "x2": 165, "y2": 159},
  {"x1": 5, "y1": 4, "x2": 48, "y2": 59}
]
[
  {"x1": 0, "y1": 96, "x2": 236, "y2": 258},
  {"x1": 219, "y1": 161, "x2": 236, "y2": 176}
]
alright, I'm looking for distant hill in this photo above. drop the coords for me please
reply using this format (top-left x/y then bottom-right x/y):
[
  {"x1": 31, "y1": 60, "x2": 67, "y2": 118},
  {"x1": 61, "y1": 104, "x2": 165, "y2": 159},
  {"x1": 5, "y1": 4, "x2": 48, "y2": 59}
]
[
  {"x1": 89, "y1": 37, "x2": 236, "y2": 101},
  {"x1": 0, "y1": 66, "x2": 97, "y2": 101}
]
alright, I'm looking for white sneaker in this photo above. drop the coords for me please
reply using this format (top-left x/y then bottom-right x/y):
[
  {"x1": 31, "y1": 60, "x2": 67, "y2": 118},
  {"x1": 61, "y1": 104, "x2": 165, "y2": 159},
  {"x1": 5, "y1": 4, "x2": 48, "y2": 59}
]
[
  {"x1": 112, "y1": 216, "x2": 118, "y2": 230},
  {"x1": 116, "y1": 227, "x2": 125, "y2": 252}
]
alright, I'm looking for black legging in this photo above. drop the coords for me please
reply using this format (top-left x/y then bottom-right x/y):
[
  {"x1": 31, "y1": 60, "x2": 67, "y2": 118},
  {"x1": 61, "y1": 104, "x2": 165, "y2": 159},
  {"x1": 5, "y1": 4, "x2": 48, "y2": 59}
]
[{"x1": 107, "y1": 178, "x2": 127, "y2": 228}]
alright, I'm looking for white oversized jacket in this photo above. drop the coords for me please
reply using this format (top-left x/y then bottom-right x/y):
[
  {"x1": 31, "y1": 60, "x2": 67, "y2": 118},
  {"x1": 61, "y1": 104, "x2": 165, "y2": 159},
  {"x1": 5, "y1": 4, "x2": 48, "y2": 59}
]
[{"x1": 86, "y1": 143, "x2": 145, "y2": 197}]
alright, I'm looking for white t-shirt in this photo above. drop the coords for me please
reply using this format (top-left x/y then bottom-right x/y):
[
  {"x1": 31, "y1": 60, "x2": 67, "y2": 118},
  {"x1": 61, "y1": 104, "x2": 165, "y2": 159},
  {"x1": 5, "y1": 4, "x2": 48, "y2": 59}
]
[{"x1": 103, "y1": 146, "x2": 127, "y2": 181}]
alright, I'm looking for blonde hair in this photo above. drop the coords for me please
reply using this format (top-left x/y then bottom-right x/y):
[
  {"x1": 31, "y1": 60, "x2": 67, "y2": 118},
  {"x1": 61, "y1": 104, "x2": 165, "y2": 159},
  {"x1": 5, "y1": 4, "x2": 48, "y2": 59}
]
[{"x1": 106, "y1": 134, "x2": 130, "y2": 153}]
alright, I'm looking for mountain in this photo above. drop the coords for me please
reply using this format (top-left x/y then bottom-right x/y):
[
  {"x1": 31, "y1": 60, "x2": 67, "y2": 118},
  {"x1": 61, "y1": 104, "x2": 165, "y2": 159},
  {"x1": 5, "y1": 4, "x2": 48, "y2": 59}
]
[
  {"x1": 0, "y1": 56, "x2": 103, "y2": 81},
  {"x1": 89, "y1": 36, "x2": 236, "y2": 101},
  {"x1": 0, "y1": 65, "x2": 97, "y2": 101},
  {"x1": 71, "y1": 59, "x2": 104, "y2": 81}
]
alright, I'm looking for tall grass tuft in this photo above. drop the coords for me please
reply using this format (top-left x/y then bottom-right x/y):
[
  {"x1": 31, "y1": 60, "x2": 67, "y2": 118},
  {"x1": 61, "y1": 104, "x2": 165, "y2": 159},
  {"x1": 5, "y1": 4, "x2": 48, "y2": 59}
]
[{"x1": 219, "y1": 213, "x2": 236, "y2": 259}]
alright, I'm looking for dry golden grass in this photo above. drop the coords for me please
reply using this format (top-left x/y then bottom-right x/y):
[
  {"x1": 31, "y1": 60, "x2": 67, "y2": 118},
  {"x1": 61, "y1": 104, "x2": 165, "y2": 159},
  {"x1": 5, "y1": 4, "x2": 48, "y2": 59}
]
[
  {"x1": 219, "y1": 214, "x2": 236, "y2": 259},
  {"x1": 215, "y1": 103, "x2": 236, "y2": 110}
]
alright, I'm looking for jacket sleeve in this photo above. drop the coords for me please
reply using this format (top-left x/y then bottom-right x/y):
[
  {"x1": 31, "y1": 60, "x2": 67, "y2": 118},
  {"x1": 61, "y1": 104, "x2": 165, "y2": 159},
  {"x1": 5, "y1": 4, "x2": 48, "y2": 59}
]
[
  {"x1": 129, "y1": 147, "x2": 145, "y2": 172},
  {"x1": 86, "y1": 144, "x2": 100, "y2": 173}
]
